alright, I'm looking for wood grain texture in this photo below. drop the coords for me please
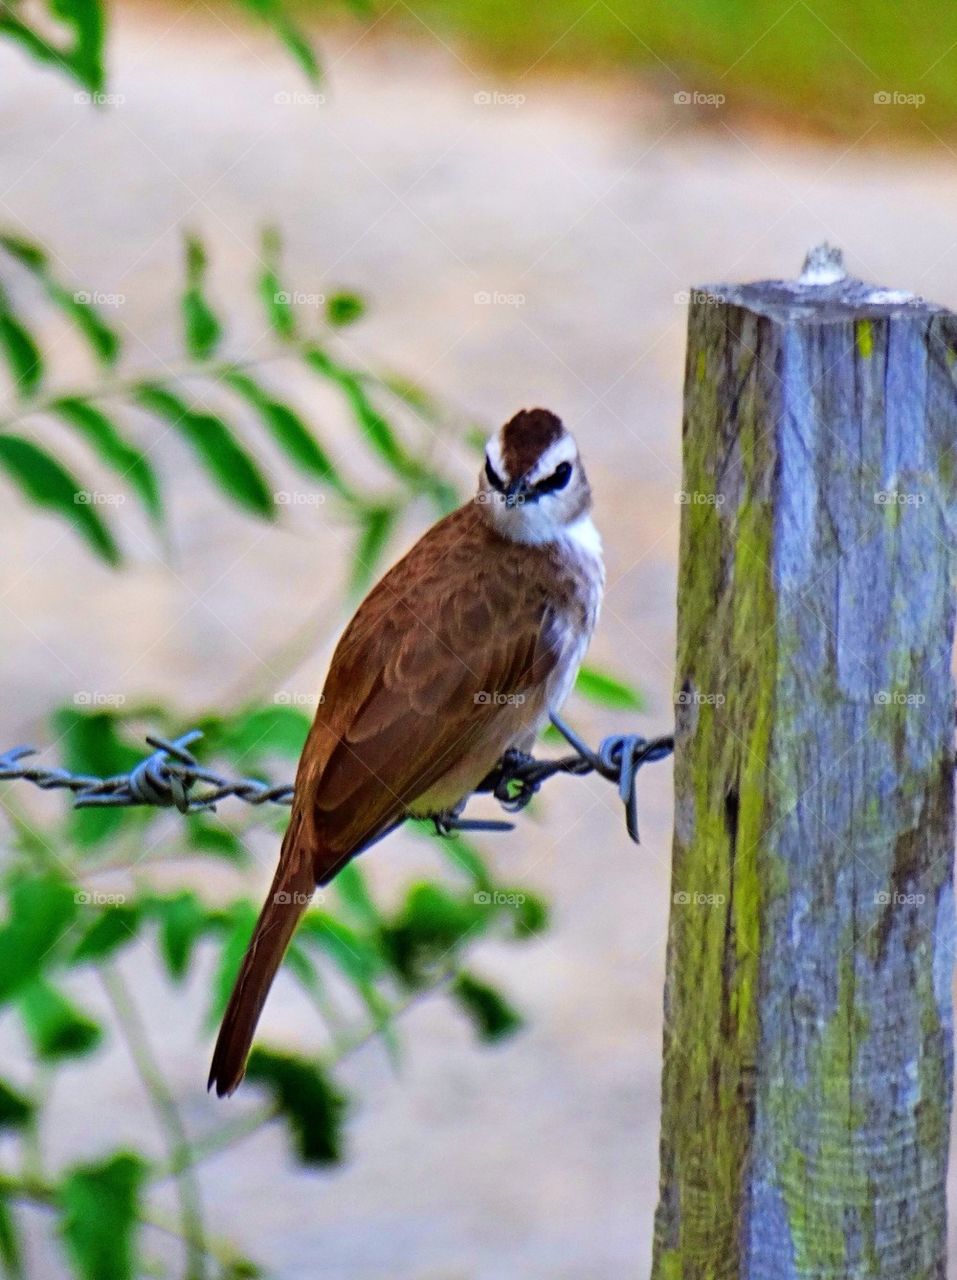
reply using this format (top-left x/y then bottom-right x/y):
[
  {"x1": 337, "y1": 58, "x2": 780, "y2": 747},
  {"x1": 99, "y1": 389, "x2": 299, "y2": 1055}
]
[{"x1": 652, "y1": 273, "x2": 957, "y2": 1279}]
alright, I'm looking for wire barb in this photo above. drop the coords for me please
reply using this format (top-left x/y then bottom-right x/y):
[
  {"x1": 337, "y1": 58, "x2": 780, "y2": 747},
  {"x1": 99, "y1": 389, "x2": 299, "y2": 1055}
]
[{"x1": 0, "y1": 715, "x2": 674, "y2": 842}]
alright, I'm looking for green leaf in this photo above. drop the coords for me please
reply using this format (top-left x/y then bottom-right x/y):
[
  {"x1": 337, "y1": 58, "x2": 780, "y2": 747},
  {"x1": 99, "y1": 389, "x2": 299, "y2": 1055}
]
[
  {"x1": 245, "y1": 1048, "x2": 347, "y2": 1165},
  {"x1": 146, "y1": 891, "x2": 209, "y2": 981},
  {"x1": 0, "y1": 875, "x2": 78, "y2": 1005},
  {"x1": 52, "y1": 398, "x2": 161, "y2": 523},
  {"x1": 51, "y1": 0, "x2": 105, "y2": 93},
  {"x1": 0, "y1": 235, "x2": 119, "y2": 365},
  {"x1": 574, "y1": 665, "x2": 645, "y2": 711},
  {"x1": 258, "y1": 228, "x2": 295, "y2": 340},
  {"x1": 58, "y1": 1153, "x2": 145, "y2": 1280},
  {"x1": 0, "y1": 434, "x2": 120, "y2": 564},
  {"x1": 512, "y1": 891, "x2": 549, "y2": 936},
  {"x1": 296, "y1": 912, "x2": 381, "y2": 986},
  {"x1": 212, "y1": 704, "x2": 311, "y2": 766},
  {"x1": 0, "y1": 1192, "x2": 22, "y2": 1279},
  {"x1": 0, "y1": 1079, "x2": 34, "y2": 1131},
  {"x1": 351, "y1": 503, "x2": 398, "y2": 594},
  {"x1": 0, "y1": 0, "x2": 104, "y2": 95},
  {"x1": 70, "y1": 904, "x2": 139, "y2": 963},
  {"x1": 325, "y1": 292, "x2": 365, "y2": 327},
  {"x1": 233, "y1": 0, "x2": 320, "y2": 81},
  {"x1": 223, "y1": 370, "x2": 347, "y2": 493},
  {"x1": 182, "y1": 234, "x2": 222, "y2": 359},
  {"x1": 19, "y1": 979, "x2": 102, "y2": 1061},
  {"x1": 305, "y1": 347, "x2": 418, "y2": 478},
  {"x1": 208, "y1": 902, "x2": 257, "y2": 1024},
  {"x1": 135, "y1": 384, "x2": 274, "y2": 518},
  {"x1": 50, "y1": 708, "x2": 140, "y2": 846},
  {"x1": 0, "y1": 288, "x2": 42, "y2": 397},
  {"x1": 185, "y1": 816, "x2": 249, "y2": 864},
  {"x1": 333, "y1": 863, "x2": 380, "y2": 930},
  {"x1": 382, "y1": 883, "x2": 488, "y2": 984},
  {"x1": 451, "y1": 971, "x2": 523, "y2": 1042},
  {"x1": 409, "y1": 822, "x2": 491, "y2": 890}
]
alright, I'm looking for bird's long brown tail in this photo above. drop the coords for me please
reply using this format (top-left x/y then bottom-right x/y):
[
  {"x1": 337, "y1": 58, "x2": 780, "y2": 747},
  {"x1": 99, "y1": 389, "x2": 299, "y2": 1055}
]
[{"x1": 208, "y1": 817, "x2": 316, "y2": 1097}]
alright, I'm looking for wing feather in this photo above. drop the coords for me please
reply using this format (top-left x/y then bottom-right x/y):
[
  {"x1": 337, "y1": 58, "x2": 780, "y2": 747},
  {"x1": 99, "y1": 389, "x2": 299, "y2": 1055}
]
[{"x1": 298, "y1": 505, "x2": 568, "y2": 878}]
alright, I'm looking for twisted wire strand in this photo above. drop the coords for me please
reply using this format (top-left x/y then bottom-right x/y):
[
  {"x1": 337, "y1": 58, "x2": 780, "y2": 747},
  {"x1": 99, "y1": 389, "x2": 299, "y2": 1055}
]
[{"x1": 0, "y1": 715, "x2": 674, "y2": 844}]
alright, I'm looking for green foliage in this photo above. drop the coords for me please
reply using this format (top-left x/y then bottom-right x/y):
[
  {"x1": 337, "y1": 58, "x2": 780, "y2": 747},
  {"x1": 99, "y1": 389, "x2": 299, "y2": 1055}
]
[
  {"x1": 58, "y1": 1154, "x2": 146, "y2": 1280},
  {"x1": 0, "y1": 1081, "x2": 34, "y2": 1132},
  {"x1": 451, "y1": 971, "x2": 523, "y2": 1042},
  {"x1": 0, "y1": 236, "x2": 119, "y2": 366},
  {"x1": 0, "y1": 875, "x2": 78, "y2": 1004},
  {"x1": 0, "y1": 230, "x2": 456, "y2": 583},
  {"x1": 574, "y1": 664, "x2": 646, "y2": 711},
  {"x1": 0, "y1": 435, "x2": 119, "y2": 565},
  {"x1": 18, "y1": 981, "x2": 101, "y2": 1061},
  {"x1": 0, "y1": 0, "x2": 320, "y2": 95},
  {"x1": 181, "y1": 234, "x2": 222, "y2": 361},
  {"x1": 0, "y1": 0, "x2": 104, "y2": 95},
  {"x1": 245, "y1": 1048, "x2": 347, "y2": 1165}
]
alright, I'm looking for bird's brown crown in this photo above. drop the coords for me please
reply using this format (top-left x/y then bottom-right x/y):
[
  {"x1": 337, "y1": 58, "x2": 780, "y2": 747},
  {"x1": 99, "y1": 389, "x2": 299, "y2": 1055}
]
[{"x1": 499, "y1": 408, "x2": 564, "y2": 479}]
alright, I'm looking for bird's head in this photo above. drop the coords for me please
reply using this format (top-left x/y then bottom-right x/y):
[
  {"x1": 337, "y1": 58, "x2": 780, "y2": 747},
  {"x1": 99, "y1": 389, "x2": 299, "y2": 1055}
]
[{"x1": 477, "y1": 408, "x2": 591, "y2": 544}]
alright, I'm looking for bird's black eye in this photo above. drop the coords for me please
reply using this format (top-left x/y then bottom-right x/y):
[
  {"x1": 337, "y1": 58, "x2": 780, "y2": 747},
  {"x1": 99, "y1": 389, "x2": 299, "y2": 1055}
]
[
  {"x1": 536, "y1": 460, "x2": 573, "y2": 494},
  {"x1": 484, "y1": 456, "x2": 506, "y2": 492}
]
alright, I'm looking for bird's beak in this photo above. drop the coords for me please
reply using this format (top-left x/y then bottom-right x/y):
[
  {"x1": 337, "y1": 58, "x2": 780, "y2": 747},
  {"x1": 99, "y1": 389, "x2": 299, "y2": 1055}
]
[{"x1": 504, "y1": 475, "x2": 532, "y2": 507}]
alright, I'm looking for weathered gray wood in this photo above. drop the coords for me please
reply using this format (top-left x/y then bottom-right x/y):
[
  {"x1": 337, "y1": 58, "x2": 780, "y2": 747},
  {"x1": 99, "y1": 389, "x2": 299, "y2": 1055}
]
[{"x1": 652, "y1": 248, "x2": 957, "y2": 1280}]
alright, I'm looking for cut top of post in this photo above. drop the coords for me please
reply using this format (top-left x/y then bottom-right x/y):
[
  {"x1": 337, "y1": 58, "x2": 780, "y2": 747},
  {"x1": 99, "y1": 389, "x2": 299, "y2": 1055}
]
[{"x1": 694, "y1": 242, "x2": 950, "y2": 324}]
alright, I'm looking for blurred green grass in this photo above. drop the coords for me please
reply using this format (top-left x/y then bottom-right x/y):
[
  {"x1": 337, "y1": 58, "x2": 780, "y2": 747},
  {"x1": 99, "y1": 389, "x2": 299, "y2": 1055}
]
[{"x1": 363, "y1": 0, "x2": 955, "y2": 137}]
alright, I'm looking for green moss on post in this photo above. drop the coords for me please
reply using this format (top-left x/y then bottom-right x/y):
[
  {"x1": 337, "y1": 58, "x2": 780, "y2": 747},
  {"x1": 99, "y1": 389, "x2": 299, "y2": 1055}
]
[{"x1": 652, "y1": 248, "x2": 957, "y2": 1280}]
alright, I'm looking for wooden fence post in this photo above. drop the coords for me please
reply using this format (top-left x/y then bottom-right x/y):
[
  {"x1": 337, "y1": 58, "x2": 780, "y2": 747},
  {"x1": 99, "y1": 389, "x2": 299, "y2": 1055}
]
[{"x1": 652, "y1": 246, "x2": 957, "y2": 1279}]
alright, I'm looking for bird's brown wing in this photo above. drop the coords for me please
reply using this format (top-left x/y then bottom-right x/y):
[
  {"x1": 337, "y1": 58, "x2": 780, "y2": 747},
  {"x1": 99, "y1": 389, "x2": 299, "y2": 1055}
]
[{"x1": 295, "y1": 505, "x2": 568, "y2": 881}]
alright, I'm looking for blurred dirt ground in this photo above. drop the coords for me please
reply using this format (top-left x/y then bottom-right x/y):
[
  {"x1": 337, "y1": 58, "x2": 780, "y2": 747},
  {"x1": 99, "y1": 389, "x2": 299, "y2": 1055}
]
[{"x1": 3, "y1": 9, "x2": 957, "y2": 1278}]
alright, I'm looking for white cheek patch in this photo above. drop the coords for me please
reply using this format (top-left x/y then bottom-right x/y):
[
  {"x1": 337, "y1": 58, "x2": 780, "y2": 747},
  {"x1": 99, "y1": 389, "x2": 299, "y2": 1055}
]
[
  {"x1": 526, "y1": 435, "x2": 578, "y2": 485},
  {"x1": 485, "y1": 434, "x2": 507, "y2": 483}
]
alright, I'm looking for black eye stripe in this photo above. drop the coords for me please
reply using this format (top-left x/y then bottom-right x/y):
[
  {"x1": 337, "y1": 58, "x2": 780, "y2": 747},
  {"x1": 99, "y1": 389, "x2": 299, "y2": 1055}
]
[
  {"x1": 484, "y1": 457, "x2": 506, "y2": 492},
  {"x1": 534, "y1": 460, "x2": 573, "y2": 494}
]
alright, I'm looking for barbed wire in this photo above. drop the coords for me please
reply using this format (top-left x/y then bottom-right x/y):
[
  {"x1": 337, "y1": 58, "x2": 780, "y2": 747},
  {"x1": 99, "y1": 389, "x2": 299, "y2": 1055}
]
[{"x1": 0, "y1": 716, "x2": 674, "y2": 844}]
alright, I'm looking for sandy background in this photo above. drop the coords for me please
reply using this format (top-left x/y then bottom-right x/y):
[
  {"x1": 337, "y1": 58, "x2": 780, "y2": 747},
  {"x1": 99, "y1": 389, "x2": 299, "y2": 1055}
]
[{"x1": 2, "y1": 9, "x2": 957, "y2": 1276}]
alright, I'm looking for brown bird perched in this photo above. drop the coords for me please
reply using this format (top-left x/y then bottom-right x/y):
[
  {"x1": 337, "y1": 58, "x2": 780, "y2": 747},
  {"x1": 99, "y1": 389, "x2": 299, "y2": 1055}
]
[{"x1": 209, "y1": 407, "x2": 604, "y2": 1095}]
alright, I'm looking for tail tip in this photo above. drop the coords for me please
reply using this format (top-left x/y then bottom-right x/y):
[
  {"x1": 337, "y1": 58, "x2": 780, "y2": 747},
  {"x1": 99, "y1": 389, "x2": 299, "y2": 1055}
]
[{"x1": 208, "y1": 1057, "x2": 245, "y2": 1098}]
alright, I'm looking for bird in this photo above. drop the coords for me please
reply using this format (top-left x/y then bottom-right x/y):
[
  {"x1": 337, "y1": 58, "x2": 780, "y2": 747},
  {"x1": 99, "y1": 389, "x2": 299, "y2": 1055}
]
[{"x1": 208, "y1": 407, "x2": 604, "y2": 1095}]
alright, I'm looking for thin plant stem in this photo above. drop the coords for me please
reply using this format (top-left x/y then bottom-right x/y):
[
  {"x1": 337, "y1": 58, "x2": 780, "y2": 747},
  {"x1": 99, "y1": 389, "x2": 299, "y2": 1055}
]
[{"x1": 100, "y1": 968, "x2": 207, "y2": 1280}]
